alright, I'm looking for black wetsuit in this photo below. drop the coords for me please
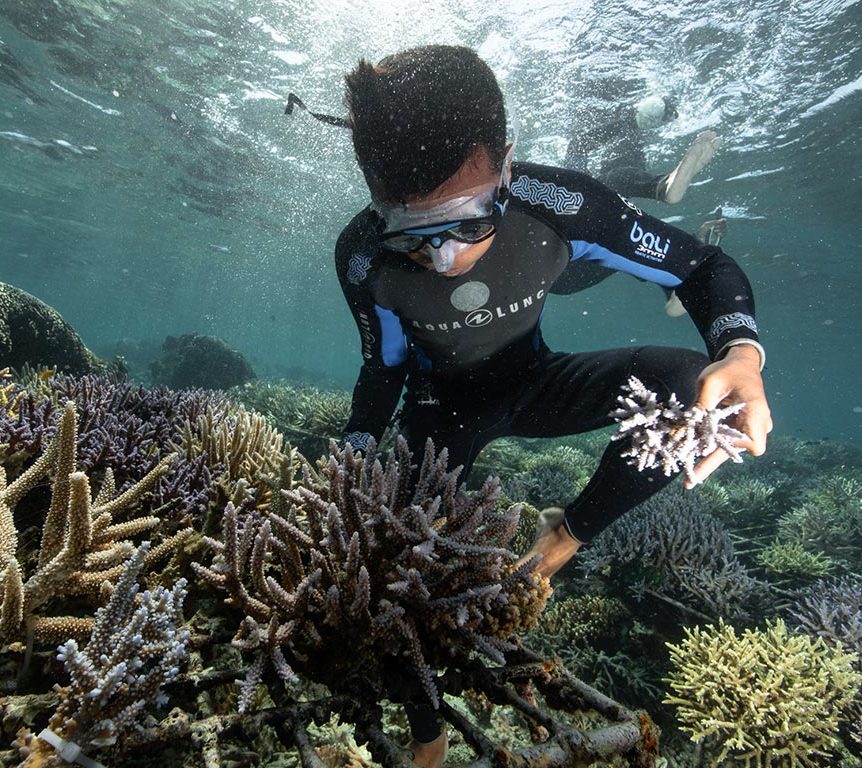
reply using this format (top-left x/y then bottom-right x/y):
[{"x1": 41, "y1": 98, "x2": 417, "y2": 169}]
[
  {"x1": 336, "y1": 162, "x2": 760, "y2": 542},
  {"x1": 564, "y1": 106, "x2": 667, "y2": 200},
  {"x1": 336, "y1": 162, "x2": 760, "y2": 740}
]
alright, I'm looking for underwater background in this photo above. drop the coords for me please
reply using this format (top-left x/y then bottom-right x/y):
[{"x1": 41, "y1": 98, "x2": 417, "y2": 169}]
[
  {"x1": 1, "y1": 0, "x2": 861, "y2": 443},
  {"x1": 2, "y1": 1, "x2": 862, "y2": 767}
]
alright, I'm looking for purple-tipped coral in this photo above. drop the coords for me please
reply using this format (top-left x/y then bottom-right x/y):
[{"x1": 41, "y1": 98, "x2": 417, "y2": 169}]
[
  {"x1": 580, "y1": 487, "x2": 766, "y2": 620},
  {"x1": 194, "y1": 437, "x2": 550, "y2": 711},
  {"x1": 788, "y1": 575, "x2": 862, "y2": 661},
  {"x1": 0, "y1": 374, "x2": 228, "y2": 526},
  {"x1": 611, "y1": 376, "x2": 745, "y2": 482},
  {"x1": 17, "y1": 543, "x2": 189, "y2": 765}
]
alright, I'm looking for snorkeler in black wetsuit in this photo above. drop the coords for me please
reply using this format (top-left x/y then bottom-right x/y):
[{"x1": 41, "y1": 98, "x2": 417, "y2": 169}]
[
  {"x1": 323, "y1": 46, "x2": 772, "y2": 767},
  {"x1": 564, "y1": 94, "x2": 720, "y2": 204}
]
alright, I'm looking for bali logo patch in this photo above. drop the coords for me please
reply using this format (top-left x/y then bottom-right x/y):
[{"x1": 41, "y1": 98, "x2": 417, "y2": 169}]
[
  {"x1": 510, "y1": 175, "x2": 583, "y2": 215},
  {"x1": 629, "y1": 221, "x2": 670, "y2": 263}
]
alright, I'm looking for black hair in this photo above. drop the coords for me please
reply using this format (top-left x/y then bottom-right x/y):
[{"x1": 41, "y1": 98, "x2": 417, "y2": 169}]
[{"x1": 344, "y1": 45, "x2": 507, "y2": 202}]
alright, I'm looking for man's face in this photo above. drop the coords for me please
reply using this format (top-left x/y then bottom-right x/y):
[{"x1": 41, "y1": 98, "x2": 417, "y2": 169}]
[{"x1": 381, "y1": 146, "x2": 505, "y2": 278}]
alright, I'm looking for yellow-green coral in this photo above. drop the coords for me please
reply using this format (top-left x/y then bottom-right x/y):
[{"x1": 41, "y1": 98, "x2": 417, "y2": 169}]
[
  {"x1": 755, "y1": 540, "x2": 834, "y2": 579},
  {"x1": 665, "y1": 618, "x2": 862, "y2": 767}
]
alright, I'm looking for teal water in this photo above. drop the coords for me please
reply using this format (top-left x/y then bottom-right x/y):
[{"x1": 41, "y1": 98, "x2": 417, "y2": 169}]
[{"x1": 1, "y1": 0, "x2": 860, "y2": 445}]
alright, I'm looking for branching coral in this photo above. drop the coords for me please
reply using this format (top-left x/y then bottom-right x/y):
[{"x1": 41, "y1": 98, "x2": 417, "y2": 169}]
[
  {"x1": 776, "y1": 472, "x2": 862, "y2": 562},
  {"x1": 501, "y1": 446, "x2": 594, "y2": 510},
  {"x1": 195, "y1": 437, "x2": 550, "y2": 712},
  {"x1": 755, "y1": 540, "x2": 834, "y2": 580},
  {"x1": 580, "y1": 487, "x2": 766, "y2": 621},
  {"x1": 177, "y1": 405, "x2": 291, "y2": 509},
  {"x1": 665, "y1": 618, "x2": 862, "y2": 767},
  {"x1": 0, "y1": 401, "x2": 192, "y2": 645},
  {"x1": 0, "y1": 368, "x2": 23, "y2": 421},
  {"x1": 787, "y1": 575, "x2": 862, "y2": 661},
  {"x1": 17, "y1": 543, "x2": 190, "y2": 766},
  {"x1": 611, "y1": 376, "x2": 745, "y2": 482},
  {"x1": 0, "y1": 375, "x2": 229, "y2": 526},
  {"x1": 228, "y1": 380, "x2": 353, "y2": 454}
]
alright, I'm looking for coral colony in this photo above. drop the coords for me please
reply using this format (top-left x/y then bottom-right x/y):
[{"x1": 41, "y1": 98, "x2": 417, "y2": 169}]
[
  {"x1": 610, "y1": 375, "x2": 746, "y2": 481},
  {"x1": 194, "y1": 438, "x2": 548, "y2": 711},
  {"x1": 3, "y1": 370, "x2": 862, "y2": 767}
]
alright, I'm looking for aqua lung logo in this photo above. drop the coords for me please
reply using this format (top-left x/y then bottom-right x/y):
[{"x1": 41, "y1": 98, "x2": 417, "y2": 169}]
[
  {"x1": 630, "y1": 221, "x2": 670, "y2": 263},
  {"x1": 465, "y1": 309, "x2": 493, "y2": 327},
  {"x1": 411, "y1": 288, "x2": 546, "y2": 332}
]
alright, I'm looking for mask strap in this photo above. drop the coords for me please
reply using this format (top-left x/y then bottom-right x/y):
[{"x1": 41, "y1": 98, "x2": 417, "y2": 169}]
[
  {"x1": 284, "y1": 93, "x2": 351, "y2": 129},
  {"x1": 499, "y1": 89, "x2": 520, "y2": 193}
]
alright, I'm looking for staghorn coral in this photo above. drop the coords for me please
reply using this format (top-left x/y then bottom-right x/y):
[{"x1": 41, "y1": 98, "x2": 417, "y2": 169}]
[
  {"x1": 787, "y1": 575, "x2": 862, "y2": 661},
  {"x1": 611, "y1": 375, "x2": 745, "y2": 482},
  {"x1": 0, "y1": 368, "x2": 23, "y2": 422},
  {"x1": 194, "y1": 437, "x2": 550, "y2": 712},
  {"x1": 776, "y1": 472, "x2": 862, "y2": 562},
  {"x1": 580, "y1": 487, "x2": 766, "y2": 621},
  {"x1": 0, "y1": 400, "x2": 192, "y2": 645},
  {"x1": 665, "y1": 618, "x2": 862, "y2": 767},
  {"x1": 177, "y1": 405, "x2": 289, "y2": 508},
  {"x1": 228, "y1": 380, "x2": 354, "y2": 457},
  {"x1": 0, "y1": 375, "x2": 228, "y2": 526},
  {"x1": 755, "y1": 540, "x2": 834, "y2": 580},
  {"x1": 17, "y1": 543, "x2": 189, "y2": 766}
]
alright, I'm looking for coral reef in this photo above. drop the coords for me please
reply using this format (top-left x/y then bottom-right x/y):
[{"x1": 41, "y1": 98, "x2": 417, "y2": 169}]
[
  {"x1": 0, "y1": 374, "x2": 263, "y2": 529},
  {"x1": 579, "y1": 487, "x2": 766, "y2": 621},
  {"x1": 228, "y1": 379, "x2": 354, "y2": 458},
  {"x1": 527, "y1": 595, "x2": 664, "y2": 702},
  {"x1": 788, "y1": 575, "x2": 862, "y2": 661},
  {"x1": 776, "y1": 472, "x2": 862, "y2": 564},
  {"x1": 501, "y1": 446, "x2": 594, "y2": 510},
  {"x1": 665, "y1": 619, "x2": 862, "y2": 767},
  {"x1": 611, "y1": 376, "x2": 745, "y2": 482},
  {"x1": 150, "y1": 333, "x2": 255, "y2": 390},
  {"x1": 0, "y1": 401, "x2": 192, "y2": 646},
  {"x1": 533, "y1": 594, "x2": 629, "y2": 650},
  {"x1": 176, "y1": 404, "x2": 294, "y2": 509},
  {"x1": 16, "y1": 543, "x2": 189, "y2": 766},
  {"x1": 194, "y1": 437, "x2": 550, "y2": 712},
  {"x1": 0, "y1": 282, "x2": 102, "y2": 375},
  {"x1": 755, "y1": 540, "x2": 834, "y2": 581},
  {"x1": 0, "y1": 370, "x2": 22, "y2": 421}
]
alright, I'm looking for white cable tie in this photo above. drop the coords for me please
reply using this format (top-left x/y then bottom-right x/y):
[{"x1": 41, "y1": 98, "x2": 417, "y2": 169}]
[{"x1": 37, "y1": 729, "x2": 107, "y2": 768}]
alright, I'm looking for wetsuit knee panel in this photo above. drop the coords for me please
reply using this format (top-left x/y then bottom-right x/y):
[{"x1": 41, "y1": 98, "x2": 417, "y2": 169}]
[{"x1": 629, "y1": 346, "x2": 710, "y2": 406}]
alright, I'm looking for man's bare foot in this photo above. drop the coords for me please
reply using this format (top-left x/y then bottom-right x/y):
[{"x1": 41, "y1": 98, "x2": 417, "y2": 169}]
[
  {"x1": 517, "y1": 507, "x2": 583, "y2": 579},
  {"x1": 664, "y1": 290, "x2": 687, "y2": 317},
  {"x1": 408, "y1": 731, "x2": 448, "y2": 768},
  {"x1": 660, "y1": 131, "x2": 720, "y2": 204}
]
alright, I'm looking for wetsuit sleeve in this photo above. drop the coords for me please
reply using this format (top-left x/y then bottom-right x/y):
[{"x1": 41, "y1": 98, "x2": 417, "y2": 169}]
[
  {"x1": 335, "y1": 216, "x2": 408, "y2": 447},
  {"x1": 512, "y1": 164, "x2": 761, "y2": 360}
]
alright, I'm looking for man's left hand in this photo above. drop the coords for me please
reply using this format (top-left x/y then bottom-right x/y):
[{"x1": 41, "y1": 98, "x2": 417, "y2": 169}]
[{"x1": 686, "y1": 344, "x2": 772, "y2": 488}]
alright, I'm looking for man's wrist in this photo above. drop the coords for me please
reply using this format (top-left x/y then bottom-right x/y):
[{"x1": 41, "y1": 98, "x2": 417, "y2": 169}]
[{"x1": 716, "y1": 339, "x2": 766, "y2": 371}]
